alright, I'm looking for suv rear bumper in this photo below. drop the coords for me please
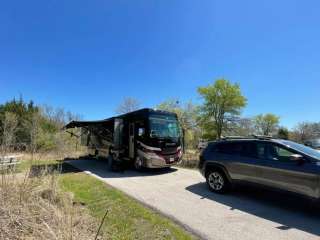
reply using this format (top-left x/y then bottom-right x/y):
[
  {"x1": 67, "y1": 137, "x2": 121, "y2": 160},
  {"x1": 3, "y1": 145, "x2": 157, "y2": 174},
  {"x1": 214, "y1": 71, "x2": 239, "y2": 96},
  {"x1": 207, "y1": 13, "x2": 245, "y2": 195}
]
[{"x1": 199, "y1": 164, "x2": 206, "y2": 177}]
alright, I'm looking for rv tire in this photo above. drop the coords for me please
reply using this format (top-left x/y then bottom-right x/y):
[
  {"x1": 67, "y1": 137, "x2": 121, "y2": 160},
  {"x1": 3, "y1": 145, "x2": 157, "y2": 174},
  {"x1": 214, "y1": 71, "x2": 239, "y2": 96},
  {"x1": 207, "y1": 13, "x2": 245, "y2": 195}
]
[
  {"x1": 107, "y1": 155, "x2": 114, "y2": 170},
  {"x1": 134, "y1": 156, "x2": 143, "y2": 171}
]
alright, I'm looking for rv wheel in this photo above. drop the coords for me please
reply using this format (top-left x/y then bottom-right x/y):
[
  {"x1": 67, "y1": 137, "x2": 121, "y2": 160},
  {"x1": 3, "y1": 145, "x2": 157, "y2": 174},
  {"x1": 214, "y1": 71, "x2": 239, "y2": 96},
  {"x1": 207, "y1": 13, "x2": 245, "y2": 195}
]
[
  {"x1": 134, "y1": 156, "x2": 143, "y2": 170},
  {"x1": 108, "y1": 155, "x2": 114, "y2": 170}
]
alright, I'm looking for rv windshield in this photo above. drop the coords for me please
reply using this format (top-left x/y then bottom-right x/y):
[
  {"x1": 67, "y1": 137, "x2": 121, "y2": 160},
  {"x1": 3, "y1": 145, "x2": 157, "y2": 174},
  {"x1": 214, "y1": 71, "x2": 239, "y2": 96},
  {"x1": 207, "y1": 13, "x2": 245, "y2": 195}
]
[{"x1": 149, "y1": 115, "x2": 181, "y2": 139}]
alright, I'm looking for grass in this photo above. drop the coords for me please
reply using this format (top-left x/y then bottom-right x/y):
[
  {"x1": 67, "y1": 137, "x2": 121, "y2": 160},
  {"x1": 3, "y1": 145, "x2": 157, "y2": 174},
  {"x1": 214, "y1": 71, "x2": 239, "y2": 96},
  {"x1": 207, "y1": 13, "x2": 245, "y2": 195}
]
[{"x1": 59, "y1": 171, "x2": 197, "y2": 240}]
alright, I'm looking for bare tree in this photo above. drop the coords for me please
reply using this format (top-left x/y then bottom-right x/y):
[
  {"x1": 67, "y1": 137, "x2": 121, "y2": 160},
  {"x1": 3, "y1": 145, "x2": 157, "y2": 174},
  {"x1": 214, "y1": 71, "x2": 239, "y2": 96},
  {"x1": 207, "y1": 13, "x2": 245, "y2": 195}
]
[
  {"x1": 41, "y1": 105, "x2": 82, "y2": 128},
  {"x1": 28, "y1": 112, "x2": 41, "y2": 158},
  {"x1": 116, "y1": 97, "x2": 140, "y2": 114},
  {"x1": 157, "y1": 99, "x2": 201, "y2": 148},
  {"x1": 0, "y1": 112, "x2": 18, "y2": 156},
  {"x1": 291, "y1": 122, "x2": 320, "y2": 143},
  {"x1": 225, "y1": 117, "x2": 255, "y2": 137}
]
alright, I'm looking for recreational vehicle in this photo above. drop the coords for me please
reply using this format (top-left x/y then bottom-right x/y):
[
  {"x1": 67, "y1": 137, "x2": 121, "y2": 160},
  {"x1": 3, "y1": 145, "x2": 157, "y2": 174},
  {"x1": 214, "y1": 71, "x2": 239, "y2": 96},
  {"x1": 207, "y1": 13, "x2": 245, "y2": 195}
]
[{"x1": 64, "y1": 108, "x2": 184, "y2": 170}]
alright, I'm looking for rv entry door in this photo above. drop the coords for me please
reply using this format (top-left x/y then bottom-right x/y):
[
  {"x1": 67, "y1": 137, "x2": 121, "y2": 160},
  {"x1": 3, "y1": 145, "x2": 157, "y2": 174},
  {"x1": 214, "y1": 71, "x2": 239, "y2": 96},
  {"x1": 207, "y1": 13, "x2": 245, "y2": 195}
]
[
  {"x1": 129, "y1": 123, "x2": 135, "y2": 159},
  {"x1": 113, "y1": 118, "x2": 123, "y2": 153}
]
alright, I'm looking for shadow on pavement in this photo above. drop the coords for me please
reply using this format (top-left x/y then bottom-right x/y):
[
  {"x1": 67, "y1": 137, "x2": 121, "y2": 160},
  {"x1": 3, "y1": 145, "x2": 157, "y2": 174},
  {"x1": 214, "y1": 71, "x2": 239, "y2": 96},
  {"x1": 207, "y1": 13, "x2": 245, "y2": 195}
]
[
  {"x1": 29, "y1": 161, "x2": 82, "y2": 177},
  {"x1": 186, "y1": 182, "x2": 320, "y2": 237},
  {"x1": 64, "y1": 158, "x2": 178, "y2": 178}
]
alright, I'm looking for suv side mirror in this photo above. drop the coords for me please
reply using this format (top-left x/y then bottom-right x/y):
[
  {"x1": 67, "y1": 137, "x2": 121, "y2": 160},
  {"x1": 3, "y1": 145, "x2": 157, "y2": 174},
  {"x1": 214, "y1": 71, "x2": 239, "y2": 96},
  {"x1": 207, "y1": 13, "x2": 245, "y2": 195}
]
[{"x1": 290, "y1": 154, "x2": 305, "y2": 165}]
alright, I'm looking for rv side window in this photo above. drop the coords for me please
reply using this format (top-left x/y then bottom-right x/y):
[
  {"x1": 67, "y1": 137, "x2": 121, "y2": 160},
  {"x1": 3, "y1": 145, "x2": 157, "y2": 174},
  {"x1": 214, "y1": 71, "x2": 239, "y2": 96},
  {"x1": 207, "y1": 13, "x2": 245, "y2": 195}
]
[
  {"x1": 138, "y1": 128, "x2": 145, "y2": 137},
  {"x1": 129, "y1": 124, "x2": 134, "y2": 135}
]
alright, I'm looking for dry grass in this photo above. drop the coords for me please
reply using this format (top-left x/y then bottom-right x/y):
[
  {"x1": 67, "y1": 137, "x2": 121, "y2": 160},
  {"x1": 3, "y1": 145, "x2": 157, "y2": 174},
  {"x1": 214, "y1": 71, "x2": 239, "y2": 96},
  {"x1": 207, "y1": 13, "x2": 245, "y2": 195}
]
[
  {"x1": 13, "y1": 150, "x2": 87, "y2": 173},
  {"x1": 1, "y1": 150, "x2": 197, "y2": 240},
  {"x1": 0, "y1": 161, "x2": 100, "y2": 240},
  {"x1": 19, "y1": 150, "x2": 87, "y2": 162},
  {"x1": 179, "y1": 149, "x2": 200, "y2": 168}
]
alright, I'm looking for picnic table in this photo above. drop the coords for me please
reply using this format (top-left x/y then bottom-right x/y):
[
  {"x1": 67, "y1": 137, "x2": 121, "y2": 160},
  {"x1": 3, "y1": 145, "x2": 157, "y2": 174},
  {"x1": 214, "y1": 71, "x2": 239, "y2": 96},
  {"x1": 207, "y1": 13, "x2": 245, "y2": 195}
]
[{"x1": 0, "y1": 155, "x2": 21, "y2": 170}]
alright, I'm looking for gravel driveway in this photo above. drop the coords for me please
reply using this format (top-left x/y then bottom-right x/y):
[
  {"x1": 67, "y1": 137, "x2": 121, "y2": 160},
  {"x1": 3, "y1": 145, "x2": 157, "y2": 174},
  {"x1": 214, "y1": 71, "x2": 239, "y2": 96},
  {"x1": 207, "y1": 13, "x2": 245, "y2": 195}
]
[{"x1": 67, "y1": 159, "x2": 320, "y2": 240}]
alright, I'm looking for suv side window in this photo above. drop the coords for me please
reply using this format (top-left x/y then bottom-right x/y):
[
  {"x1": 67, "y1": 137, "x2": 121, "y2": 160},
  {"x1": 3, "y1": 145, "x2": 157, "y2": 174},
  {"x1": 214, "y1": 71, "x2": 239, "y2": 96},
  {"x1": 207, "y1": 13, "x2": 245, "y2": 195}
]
[
  {"x1": 241, "y1": 142, "x2": 258, "y2": 158},
  {"x1": 256, "y1": 142, "x2": 268, "y2": 159},
  {"x1": 214, "y1": 141, "x2": 257, "y2": 157},
  {"x1": 215, "y1": 142, "x2": 243, "y2": 155},
  {"x1": 267, "y1": 143, "x2": 297, "y2": 162}
]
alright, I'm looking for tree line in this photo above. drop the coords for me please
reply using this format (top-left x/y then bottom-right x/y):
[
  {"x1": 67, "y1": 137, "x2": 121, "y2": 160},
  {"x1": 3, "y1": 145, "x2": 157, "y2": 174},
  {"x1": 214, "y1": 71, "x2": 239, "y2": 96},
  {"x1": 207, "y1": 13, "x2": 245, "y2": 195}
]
[
  {"x1": 117, "y1": 79, "x2": 320, "y2": 149},
  {"x1": 0, "y1": 97, "x2": 81, "y2": 154},
  {"x1": 2, "y1": 80, "x2": 319, "y2": 152}
]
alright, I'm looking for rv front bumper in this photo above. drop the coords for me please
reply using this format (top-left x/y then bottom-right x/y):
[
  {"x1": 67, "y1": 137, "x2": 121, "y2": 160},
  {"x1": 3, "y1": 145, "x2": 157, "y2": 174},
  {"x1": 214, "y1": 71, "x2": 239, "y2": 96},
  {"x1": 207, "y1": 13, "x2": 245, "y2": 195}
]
[
  {"x1": 144, "y1": 158, "x2": 180, "y2": 168},
  {"x1": 137, "y1": 150, "x2": 182, "y2": 168}
]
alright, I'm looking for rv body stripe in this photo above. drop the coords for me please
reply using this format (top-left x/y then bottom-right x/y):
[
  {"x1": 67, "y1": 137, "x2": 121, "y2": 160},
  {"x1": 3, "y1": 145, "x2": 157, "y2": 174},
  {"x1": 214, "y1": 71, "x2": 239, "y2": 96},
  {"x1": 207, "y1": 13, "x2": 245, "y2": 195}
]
[{"x1": 137, "y1": 141, "x2": 162, "y2": 151}]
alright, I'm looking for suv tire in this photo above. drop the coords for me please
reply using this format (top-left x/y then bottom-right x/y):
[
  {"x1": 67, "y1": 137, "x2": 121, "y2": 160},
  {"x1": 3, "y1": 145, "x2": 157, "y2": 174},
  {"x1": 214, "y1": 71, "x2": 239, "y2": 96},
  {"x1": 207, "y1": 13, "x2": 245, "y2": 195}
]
[{"x1": 206, "y1": 169, "x2": 229, "y2": 193}]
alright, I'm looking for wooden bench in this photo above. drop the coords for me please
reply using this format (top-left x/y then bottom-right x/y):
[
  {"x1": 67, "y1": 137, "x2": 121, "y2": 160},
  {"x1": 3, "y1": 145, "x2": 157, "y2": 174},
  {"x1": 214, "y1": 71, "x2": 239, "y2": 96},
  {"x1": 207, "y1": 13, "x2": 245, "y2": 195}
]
[{"x1": 0, "y1": 155, "x2": 21, "y2": 170}]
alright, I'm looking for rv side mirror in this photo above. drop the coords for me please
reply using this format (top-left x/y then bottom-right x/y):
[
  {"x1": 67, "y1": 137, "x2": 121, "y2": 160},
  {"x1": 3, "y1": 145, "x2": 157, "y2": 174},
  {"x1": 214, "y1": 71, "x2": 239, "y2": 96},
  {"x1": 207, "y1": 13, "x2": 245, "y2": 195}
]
[
  {"x1": 150, "y1": 130, "x2": 158, "y2": 138},
  {"x1": 138, "y1": 128, "x2": 145, "y2": 137}
]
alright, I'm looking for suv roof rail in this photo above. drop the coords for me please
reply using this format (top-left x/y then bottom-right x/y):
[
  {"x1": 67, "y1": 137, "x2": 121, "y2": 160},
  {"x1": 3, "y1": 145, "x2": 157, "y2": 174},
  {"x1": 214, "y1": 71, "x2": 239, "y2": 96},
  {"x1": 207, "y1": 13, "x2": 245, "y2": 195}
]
[
  {"x1": 220, "y1": 135, "x2": 275, "y2": 140},
  {"x1": 220, "y1": 136, "x2": 251, "y2": 140},
  {"x1": 251, "y1": 134, "x2": 273, "y2": 140}
]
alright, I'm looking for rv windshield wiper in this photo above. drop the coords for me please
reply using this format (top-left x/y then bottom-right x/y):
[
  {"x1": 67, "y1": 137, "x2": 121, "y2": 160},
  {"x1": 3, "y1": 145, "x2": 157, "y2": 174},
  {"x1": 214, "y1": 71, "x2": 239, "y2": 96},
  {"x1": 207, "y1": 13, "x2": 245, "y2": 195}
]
[{"x1": 158, "y1": 136, "x2": 178, "y2": 141}]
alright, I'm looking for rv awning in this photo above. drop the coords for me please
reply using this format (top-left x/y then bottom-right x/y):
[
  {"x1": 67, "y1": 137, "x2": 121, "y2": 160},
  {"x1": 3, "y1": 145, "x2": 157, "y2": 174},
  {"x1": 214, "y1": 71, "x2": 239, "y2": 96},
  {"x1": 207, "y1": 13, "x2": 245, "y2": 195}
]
[{"x1": 64, "y1": 119, "x2": 114, "y2": 129}]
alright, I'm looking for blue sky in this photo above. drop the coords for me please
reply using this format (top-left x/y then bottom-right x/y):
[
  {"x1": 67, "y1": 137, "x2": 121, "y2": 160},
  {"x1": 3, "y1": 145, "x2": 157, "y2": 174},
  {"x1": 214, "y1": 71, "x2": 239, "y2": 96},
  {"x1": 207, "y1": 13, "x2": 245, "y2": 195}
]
[{"x1": 1, "y1": 0, "x2": 319, "y2": 128}]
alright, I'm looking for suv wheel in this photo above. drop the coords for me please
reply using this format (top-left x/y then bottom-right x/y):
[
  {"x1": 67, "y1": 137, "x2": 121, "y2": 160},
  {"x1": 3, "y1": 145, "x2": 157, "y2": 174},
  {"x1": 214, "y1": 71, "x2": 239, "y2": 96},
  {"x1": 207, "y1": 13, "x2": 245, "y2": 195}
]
[{"x1": 206, "y1": 170, "x2": 229, "y2": 193}]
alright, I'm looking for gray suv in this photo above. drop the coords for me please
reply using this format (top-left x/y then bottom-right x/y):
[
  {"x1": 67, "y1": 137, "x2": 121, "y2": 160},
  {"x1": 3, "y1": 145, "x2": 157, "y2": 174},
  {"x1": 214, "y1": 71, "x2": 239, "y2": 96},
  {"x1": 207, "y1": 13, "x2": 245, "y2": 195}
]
[{"x1": 199, "y1": 136, "x2": 320, "y2": 200}]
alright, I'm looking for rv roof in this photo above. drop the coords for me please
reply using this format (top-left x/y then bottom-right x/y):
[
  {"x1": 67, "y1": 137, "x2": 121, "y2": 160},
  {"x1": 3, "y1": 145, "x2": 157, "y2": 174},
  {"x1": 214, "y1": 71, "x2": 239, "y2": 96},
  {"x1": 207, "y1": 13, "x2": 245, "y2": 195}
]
[
  {"x1": 113, "y1": 108, "x2": 176, "y2": 119},
  {"x1": 64, "y1": 108, "x2": 177, "y2": 129}
]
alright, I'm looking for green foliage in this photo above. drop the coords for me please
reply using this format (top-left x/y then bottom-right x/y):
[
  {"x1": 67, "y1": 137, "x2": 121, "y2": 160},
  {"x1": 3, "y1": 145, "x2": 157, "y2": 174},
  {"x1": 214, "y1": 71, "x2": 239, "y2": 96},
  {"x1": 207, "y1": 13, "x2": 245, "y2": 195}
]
[
  {"x1": 198, "y1": 117, "x2": 217, "y2": 140},
  {"x1": 277, "y1": 127, "x2": 289, "y2": 140},
  {"x1": 0, "y1": 98, "x2": 79, "y2": 152},
  {"x1": 198, "y1": 79, "x2": 247, "y2": 139},
  {"x1": 254, "y1": 113, "x2": 280, "y2": 136},
  {"x1": 0, "y1": 97, "x2": 39, "y2": 144}
]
